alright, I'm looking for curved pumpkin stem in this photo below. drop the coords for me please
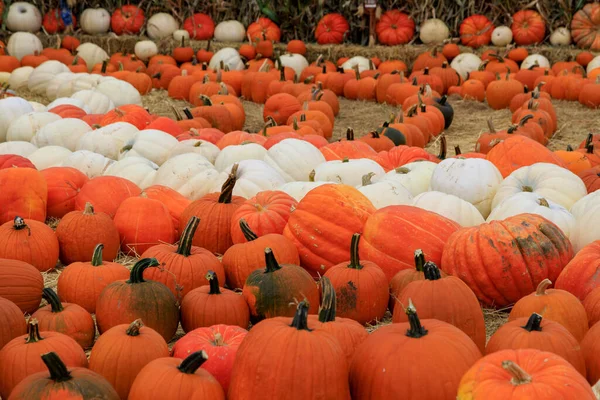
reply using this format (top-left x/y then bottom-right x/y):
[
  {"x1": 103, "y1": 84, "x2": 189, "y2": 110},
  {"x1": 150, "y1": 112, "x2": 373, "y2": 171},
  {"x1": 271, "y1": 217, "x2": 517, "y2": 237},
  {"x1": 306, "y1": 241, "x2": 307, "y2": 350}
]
[
  {"x1": 502, "y1": 360, "x2": 532, "y2": 386},
  {"x1": 178, "y1": 350, "x2": 209, "y2": 374},
  {"x1": 177, "y1": 217, "x2": 200, "y2": 257},
  {"x1": 404, "y1": 299, "x2": 428, "y2": 338},
  {"x1": 522, "y1": 313, "x2": 543, "y2": 332},
  {"x1": 348, "y1": 233, "x2": 363, "y2": 270},
  {"x1": 290, "y1": 300, "x2": 311, "y2": 331},
  {"x1": 128, "y1": 258, "x2": 161, "y2": 284},
  {"x1": 239, "y1": 219, "x2": 258, "y2": 241},
  {"x1": 126, "y1": 319, "x2": 144, "y2": 336},
  {"x1": 206, "y1": 270, "x2": 221, "y2": 295},
  {"x1": 91, "y1": 244, "x2": 104, "y2": 267},
  {"x1": 423, "y1": 261, "x2": 442, "y2": 280},
  {"x1": 535, "y1": 278, "x2": 552, "y2": 295},
  {"x1": 361, "y1": 172, "x2": 376, "y2": 186},
  {"x1": 538, "y1": 198, "x2": 550, "y2": 208},
  {"x1": 42, "y1": 352, "x2": 72, "y2": 383},
  {"x1": 26, "y1": 318, "x2": 43, "y2": 343},
  {"x1": 264, "y1": 248, "x2": 282, "y2": 273},
  {"x1": 218, "y1": 164, "x2": 239, "y2": 204},
  {"x1": 42, "y1": 288, "x2": 64, "y2": 313},
  {"x1": 83, "y1": 202, "x2": 95, "y2": 215},
  {"x1": 318, "y1": 276, "x2": 336, "y2": 323},
  {"x1": 414, "y1": 249, "x2": 425, "y2": 271}
]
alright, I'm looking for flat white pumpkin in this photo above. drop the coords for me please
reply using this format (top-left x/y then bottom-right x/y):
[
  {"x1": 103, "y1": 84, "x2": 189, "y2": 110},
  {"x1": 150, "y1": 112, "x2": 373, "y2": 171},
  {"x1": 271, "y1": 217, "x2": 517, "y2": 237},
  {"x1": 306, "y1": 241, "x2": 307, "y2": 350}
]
[
  {"x1": 214, "y1": 20, "x2": 246, "y2": 42},
  {"x1": 61, "y1": 150, "x2": 115, "y2": 179},
  {"x1": 264, "y1": 139, "x2": 325, "y2": 182},
  {"x1": 214, "y1": 143, "x2": 268, "y2": 172},
  {"x1": 168, "y1": 139, "x2": 220, "y2": 164},
  {"x1": 28, "y1": 102, "x2": 47, "y2": 112},
  {"x1": 0, "y1": 141, "x2": 38, "y2": 157},
  {"x1": 412, "y1": 191, "x2": 485, "y2": 227},
  {"x1": 276, "y1": 54, "x2": 309, "y2": 78},
  {"x1": 71, "y1": 74, "x2": 105, "y2": 93},
  {"x1": 32, "y1": 118, "x2": 92, "y2": 151},
  {"x1": 209, "y1": 48, "x2": 245, "y2": 71},
  {"x1": 46, "y1": 72, "x2": 77, "y2": 100},
  {"x1": 430, "y1": 158, "x2": 503, "y2": 218},
  {"x1": 5, "y1": 2, "x2": 42, "y2": 32},
  {"x1": 341, "y1": 56, "x2": 372, "y2": 73},
  {"x1": 103, "y1": 157, "x2": 158, "y2": 189},
  {"x1": 95, "y1": 79, "x2": 142, "y2": 107},
  {"x1": 153, "y1": 153, "x2": 221, "y2": 200},
  {"x1": 120, "y1": 129, "x2": 179, "y2": 166},
  {"x1": 313, "y1": 158, "x2": 385, "y2": 187},
  {"x1": 212, "y1": 160, "x2": 286, "y2": 199},
  {"x1": 450, "y1": 53, "x2": 482, "y2": 80},
  {"x1": 382, "y1": 161, "x2": 437, "y2": 196},
  {"x1": 0, "y1": 97, "x2": 34, "y2": 142},
  {"x1": 492, "y1": 163, "x2": 586, "y2": 210},
  {"x1": 521, "y1": 54, "x2": 550, "y2": 70},
  {"x1": 358, "y1": 176, "x2": 413, "y2": 209},
  {"x1": 76, "y1": 122, "x2": 139, "y2": 160},
  {"x1": 27, "y1": 61, "x2": 70, "y2": 93},
  {"x1": 70, "y1": 90, "x2": 115, "y2": 114},
  {"x1": 8, "y1": 66, "x2": 34, "y2": 90},
  {"x1": 7, "y1": 112, "x2": 62, "y2": 142},
  {"x1": 27, "y1": 146, "x2": 73, "y2": 169},
  {"x1": 277, "y1": 181, "x2": 330, "y2": 202},
  {"x1": 146, "y1": 13, "x2": 179, "y2": 40}
]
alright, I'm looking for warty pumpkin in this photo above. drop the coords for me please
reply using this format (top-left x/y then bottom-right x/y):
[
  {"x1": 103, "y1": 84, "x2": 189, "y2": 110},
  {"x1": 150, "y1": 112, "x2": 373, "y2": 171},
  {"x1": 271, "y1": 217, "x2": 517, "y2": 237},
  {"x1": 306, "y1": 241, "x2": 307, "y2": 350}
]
[
  {"x1": 0, "y1": 216, "x2": 58, "y2": 272},
  {"x1": 0, "y1": 259, "x2": 43, "y2": 314},
  {"x1": 0, "y1": 296, "x2": 26, "y2": 351}
]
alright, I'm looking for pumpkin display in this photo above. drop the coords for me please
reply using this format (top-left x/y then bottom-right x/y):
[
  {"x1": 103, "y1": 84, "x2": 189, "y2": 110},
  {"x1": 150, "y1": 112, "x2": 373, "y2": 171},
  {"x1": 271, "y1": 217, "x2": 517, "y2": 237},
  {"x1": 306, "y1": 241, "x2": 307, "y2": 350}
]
[
  {"x1": 460, "y1": 15, "x2": 494, "y2": 48},
  {"x1": 9, "y1": 352, "x2": 119, "y2": 400},
  {"x1": 376, "y1": 11, "x2": 415, "y2": 45},
  {"x1": 0, "y1": 296, "x2": 26, "y2": 351},
  {"x1": 442, "y1": 214, "x2": 574, "y2": 308},
  {"x1": 171, "y1": 324, "x2": 248, "y2": 392},
  {"x1": 350, "y1": 300, "x2": 482, "y2": 398},
  {"x1": 511, "y1": 10, "x2": 546, "y2": 45},
  {"x1": 556, "y1": 240, "x2": 600, "y2": 300},
  {"x1": 89, "y1": 319, "x2": 169, "y2": 399},
  {"x1": 315, "y1": 13, "x2": 349, "y2": 44},
  {"x1": 242, "y1": 248, "x2": 319, "y2": 321},
  {"x1": 0, "y1": 259, "x2": 43, "y2": 314},
  {"x1": 229, "y1": 301, "x2": 351, "y2": 399},
  {"x1": 95, "y1": 258, "x2": 180, "y2": 342},
  {"x1": 0, "y1": 217, "x2": 58, "y2": 272},
  {"x1": 571, "y1": 3, "x2": 600, "y2": 51},
  {"x1": 0, "y1": 167, "x2": 47, "y2": 224},
  {"x1": 32, "y1": 288, "x2": 95, "y2": 349}
]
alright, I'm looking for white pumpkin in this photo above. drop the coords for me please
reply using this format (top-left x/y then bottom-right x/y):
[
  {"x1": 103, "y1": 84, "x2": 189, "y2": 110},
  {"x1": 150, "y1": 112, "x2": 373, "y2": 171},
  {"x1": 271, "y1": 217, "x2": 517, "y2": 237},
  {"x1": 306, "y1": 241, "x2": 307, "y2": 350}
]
[
  {"x1": 550, "y1": 27, "x2": 571, "y2": 46},
  {"x1": 28, "y1": 102, "x2": 47, "y2": 112},
  {"x1": 420, "y1": 19, "x2": 450, "y2": 44},
  {"x1": 27, "y1": 146, "x2": 73, "y2": 169},
  {"x1": 214, "y1": 143, "x2": 267, "y2": 172},
  {"x1": 153, "y1": 153, "x2": 221, "y2": 200},
  {"x1": 27, "y1": 61, "x2": 70, "y2": 93},
  {"x1": 146, "y1": 13, "x2": 179, "y2": 40},
  {"x1": 134, "y1": 40, "x2": 158, "y2": 62},
  {"x1": 276, "y1": 54, "x2": 309, "y2": 77},
  {"x1": 76, "y1": 122, "x2": 139, "y2": 160},
  {"x1": 571, "y1": 203, "x2": 600, "y2": 253},
  {"x1": 0, "y1": 141, "x2": 38, "y2": 157},
  {"x1": 492, "y1": 163, "x2": 586, "y2": 210},
  {"x1": 95, "y1": 79, "x2": 142, "y2": 107},
  {"x1": 488, "y1": 192, "x2": 575, "y2": 237},
  {"x1": 61, "y1": 150, "x2": 115, "y2": 179},
  {"x1": 570, "y1": 191, "x2": 600, "y2": 220},
  {"x1": 5, "y1": 2, "x2": 42, "y2": 32},
  {"x1": 491, "y1": 26, "x2": 513, "y2": 46},
  {"x1": 168, "y1": 139, "x2": 220, "y2": 164},
  {"x1": 103, "y1": 157, "x2": 158, "y2": 189},
  {"x1": 382, "y1": 161, "x2": 437, "y2": 196},
  {"x1": 173, "y1": 30, "x2": 190, "y2": 41},
  {"x1": 313, "y1": 158, "x2": 385, "y2": 187},
  {"x1": 208, "y1": 48, "x2": 245, "y2": 71},
  {"x1": 46, "y1": 98, "x2": 92, "y2": 114},
  {"x1": 0, "y1": 97, "x2": 34, "y2": 142},
  {"x1": 412, "y1": 191, "x2": 485, "y2": 227},
  {"x1": 70, "y1": 90, "x2": 115, "y2": 114},
  {"x1": 277, "y1": 181, "x2": 330, "y2": 202},
  {"x1": 430, "y1": 158, "x2": 503, "y2": 218},
  {"x1": 71, "y1": 74, "x2": 106, "y2": 93},
  {"x1": 450, "y1": 53, "x2": 482, "y2": 80},
  {"x1": 46, "y1": 72, "x2": 78, "y2": 100},
  {"x1": 6, "y1": 32, "x2": 42, "y2": 61},
  {"x1": 80, "y1": 8, "x2": 111, "y2": 34},
  {"x1": 587, "y1": 56, "x2": 600, "y2": 74},
  {"x1": 358, "y1": 176, "x2": 413, "y2": 209},
  {"x1": 521, "y1": 54, "x2": 551, "y2": 70},
  {"x1": 264, "y1": 139, "x2": 325, "y2": 182},
  {"x1": 32, "y1": 118, "x2": 92, "y2": 151},
  {"x1": 341, "y1": 56, "x2": 372, "y2": 73},
  {"x1": 76, "y1": 43, "x2": 109, "y2": 72},
  {"x1": 212, "y1": 160, "x2": 286, "y2": 199},
  {"x1": 8, "y1": 66, "x2": 34, "y2": 90},
  {"x1": 120, "y1": 129, "x2": 179, "y2": 166},
  {"x1": 6, "y1": 112, "x2": 61, "y2": 142},
  {"x1": 214, "y1": 20, "x2": 246, "y2": 42}
]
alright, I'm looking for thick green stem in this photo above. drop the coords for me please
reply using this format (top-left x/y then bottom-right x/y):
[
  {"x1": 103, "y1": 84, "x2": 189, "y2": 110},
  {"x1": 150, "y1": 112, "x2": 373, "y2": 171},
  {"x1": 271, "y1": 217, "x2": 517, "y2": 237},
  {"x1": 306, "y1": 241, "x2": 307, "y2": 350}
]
[
  {"x1": 290, "y1": 300, "x2": 311, "y2": 330},
  {"x1": 206, "y1": 270, "x2": 221, "y2": 295},
  {"x1": 42, "y1": 288, "x2": 64, "y2": 313},
  {"x1": 239, "y1": 219, "x2": 258, "y2": 241},
  {"x1": 264, "y1": 248, "x2": 282, "y2": 273},
  {"x1": 348, "y1": 233, "x2": 363, "y2": 270},
  {"x1": 128, "y1": 258, "x2": 160, "y2": 284},
  {"x1": 42, "y1": 352, "x2": 72, "y2": 383},
  {"x1": 178, "y1": 350, "x2": 209, "y2": 374},
  {"x1": 91, "y1": 244, "x2": 104, "y2": 266},
  {"x1": 177, "y1": 217, "x2": 200, "y2": 257}
]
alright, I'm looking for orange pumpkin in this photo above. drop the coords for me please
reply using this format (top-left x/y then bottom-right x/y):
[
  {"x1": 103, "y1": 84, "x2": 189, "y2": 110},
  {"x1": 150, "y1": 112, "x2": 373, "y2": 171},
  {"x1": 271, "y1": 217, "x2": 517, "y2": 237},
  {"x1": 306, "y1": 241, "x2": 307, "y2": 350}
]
[
  {"x1": 0, "y1": 167, "x2": 47, "y2": 224},
  {"x1": 74, "y1": 176, "x2": 142, "y2": 218},
  {"x1": 0, "y1": 217, "x2": 58, "y2": 272}
]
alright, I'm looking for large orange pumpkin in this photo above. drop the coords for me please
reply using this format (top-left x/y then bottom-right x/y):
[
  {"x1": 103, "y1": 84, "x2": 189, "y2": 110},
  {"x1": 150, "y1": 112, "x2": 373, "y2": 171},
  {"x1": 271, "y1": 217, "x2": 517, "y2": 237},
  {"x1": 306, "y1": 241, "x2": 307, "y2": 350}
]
[
  {"x1": 571, "y1": 3, "x2": 600, "y2": 51},
  {"x1": 0, "y1": 217, "x2": 58, "y2": 272},
  {"x1": 0, "y1": 259, "x2": 43, "y2": 314},
  {"x1": 555, "y1": 240, "x2": 600, "y2": 300},
  {"x1": 74, "y1": 176, "x2": 141, "y2": 218},
  {"x1": 511, "y1": 10, "x2": 546, "y2": 45},
  {"x1": 0, "y1": 296, "x2": 26, "y2": 351},
  {"x1": 41, "y1": 167, "x2": 89, "y2": 218},
  {"x1": 0, "y1": 167, "x2": 47, "y2": 224}
]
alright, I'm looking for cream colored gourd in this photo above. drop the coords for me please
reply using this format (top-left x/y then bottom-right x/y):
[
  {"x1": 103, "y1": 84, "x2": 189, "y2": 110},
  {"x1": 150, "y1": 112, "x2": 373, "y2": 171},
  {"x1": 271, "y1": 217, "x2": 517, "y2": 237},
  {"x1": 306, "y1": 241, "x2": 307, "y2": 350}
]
[
  {"x1": 32, "y1": 118, "x2": 92, "y2": 151},
  {"x1": 313, "y1": 158, "x2": 385, "y2": 187},
  {"x1": 8, "y1": 66, "x2": 34, "y2": 90},
  {"x1": 120, "y1": 129, "x2": 179, "y2": 165},
  {"x1": 491, "y1": 26, "x2": 513, "y2": 46},
  {"x1": 412, "y1": 191, "x2": 485, "y2": 227},
  {"x1": 264, "y1": 138, "x2": 326, "y2": 182},
  {"x1": 28, "y1": 102, "x2": 47, "y2": 112},
  {"x1": 147, "y1": 13, "x2": 179, "y2": 39},
  {"x1": 0, "y1": 141, "x2": 38, "y2": 157},
  {"x1": 358, "y1": 175, "x2": 413, "y2": 209},
  {"x1": 153, "y1": 153, "x2": 221, "y2": 200},
  {"x1": 28, "y1": 61, "x2": 70, "y2": 93},
  {"x1": 95, "y1": 79, "x2": 142, "y2": 106},
  {"x1": 168, "y1": 139, "x2": 220, "y2": 164},
  {"x1": 80, "y1": 8, "x2": 111, "y2": 34},
  {"x1": 341, "y1": 56, "x2": 371, "y2": 73},
  {"x1": 6, "y1": 2, "x2": 42, "y2": 32},
  {"x1": 7, "y1": 32, "x2": 42, "y2": 61},
  {"x1": 571, "y1": 191, "x2": 600, "y2": 219},
  {"x1": 103, "y1": 157, "x2": 158, "y2": 189},
  {"x1": 420, "y1": 18, "x2": 450, "y2": 44},
  {"x1": 48, "y1": 74, "x2": 78, "y2": 100},
  {"x1": 214, "y1": 20, "x2": 246, "y2": 42},
  {"x1": 134, "y1": 40, "x2": 159, "y2": 62},
  {"x1": 76, "y1": 122, "x2": 139, "y2": 160},
  {"x1": 0, "y1": 97, "x2": 34, "y2": 142},
  {"x1": 76, "y1": 43, "x2": 109, "y2": 72},
  {"x1": 450, "y1": 53, "x2": 482, "y2": 80},
  {"x1": 382, "y1": 161, "x2": 437, "y2": 196},
  {"x1": 70, "y1": 90, "x2": 115, "y2": 114},
  {"x1": 277, "y1": 181, "x2": 330, "y2": 202},
  {"x1": 208, "y1": 48, "x2": 245, "y2": 71},
  {"x1": 28, "y1": 146, "x2": 73, "y2": 169},
  {"x1": 61, "y1": 150, "x2": 115, "y2": 178},
  {"x1": 550, "y1": 28, "x2": 571, "y2": 46},
  {"x1": 521, "y1": 54, "x2": 550, "y2": 70},
  {"x1": 214, "y1": 143, "x2": 267, "y2": 172},
  {"x1": 276, "y1": 54, "x2": 309, "y2": 77},
  {"x1": 212, "y1": 160, "x2": 286, "y2": 199},
  {"x1": 173, "y1": 30, "x2": 190, "y2": 41},
  {"x1": 6, "y1": 112, "x2": 61, "y2": 142}
]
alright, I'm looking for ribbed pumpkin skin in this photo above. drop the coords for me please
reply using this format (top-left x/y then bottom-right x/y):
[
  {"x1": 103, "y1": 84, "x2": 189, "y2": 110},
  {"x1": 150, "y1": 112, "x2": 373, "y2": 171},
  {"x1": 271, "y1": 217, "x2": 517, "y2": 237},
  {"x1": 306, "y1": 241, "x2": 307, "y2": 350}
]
[
  {"x1": 55, "y1": 204, "x2": 120, "y2": 265},
  {"x1": 441, "y1": 214, "x2": 574, "y2": 308},
  {"x1": 171, "y1": 325, "x2": 248, "y2": 392},
  {"x1": 283, "y1": 184, "x2": 375, "y2": 277},
  {"x1": 143, "y1": 185, "x2": 191, "y2": 237},
  {"x1": 555, "y1": 240, "x2": 600, "y2": 300},
  {"x1": 359, "y1": 206, "x2": 461, "y2": 281},
  {"x1": 457, "y1": 348, "x2": 596, "y2": 399},
  {"x1": 41, "y1": 167, "x2": 89, "y2": 218},
  {"x1": 350, "y1": 318, "x2": 482, "y2": 399},
  {"x1": 308, "y1": 315, "x2": 368, "y2": 366},
  {"x1": 0, "y1": 324, "x2": 88, "y2": 399},
  {"x1": 74, "y1": 176, "x2": 142, "y2": 218},
  {"x1": 0, "y1": 168, "x2": 47, "y2": 224},
  {"x1": 0, "y1": 296, "x2": 26, "y2": 351},
  {"x1": 583, "y1": 287, "x2": 600, "y2": 327},
  {"x1": 0, "y1": 259, "x2": 43, "y2": 314},
  {"x1": 486, "y1": 316, "x2": 585, "y2": 375},
  {"x1": 0, "y1": 218, "x2": 59, "y2": 272},
  {"x1": 581, "y1": 321, "x2": 600, "y2": 385},
  {"x1": 89, "y1": 321, "x2": 170, "y2": 400}
]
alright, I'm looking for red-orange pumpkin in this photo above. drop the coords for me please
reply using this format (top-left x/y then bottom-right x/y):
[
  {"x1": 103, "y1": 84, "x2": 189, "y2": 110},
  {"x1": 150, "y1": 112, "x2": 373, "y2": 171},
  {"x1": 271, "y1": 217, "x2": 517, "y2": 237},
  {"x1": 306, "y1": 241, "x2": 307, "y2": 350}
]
[
  {"x1": 0, "y1": 296, "x2": 26, "y2": 351},
  {"x1": 0, "y1": 259, "x2": 43, "y2": 314},
  {"x1": 41, "y1": 167, "x2": 89, "y2": 219},
  {"x1": 0, "y1": 167, "x2": 47, "y2": 224},
  {"x1": 74, "y1": 176, "x2": 141, "y2": 218},
  {"x1": 0, "y1": 216, "x2": 58, "y2": 272}
]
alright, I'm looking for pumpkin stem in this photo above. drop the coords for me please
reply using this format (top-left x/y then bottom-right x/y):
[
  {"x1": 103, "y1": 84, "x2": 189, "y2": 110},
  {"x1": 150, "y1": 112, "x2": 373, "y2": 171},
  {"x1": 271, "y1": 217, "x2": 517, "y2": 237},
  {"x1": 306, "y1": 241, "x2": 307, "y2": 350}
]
[
  {"x1": 414, "y1": 249, "x2": 425, "y2": 271},
  {"x1": 370, "y1": 130, "x2": 381, "y2": 139},
  {"x1": 487, "y1": 118, "x2": 496, "y2": 133},
  {"x1": 290, "y1": 300, "x2": 312, "y2": 331},
  {"x1": 176, "y1": 217, "x2": 200, "y2": 257},
  {"x1": 218, "y1": 164, "x2": 239, "y2": 204},
  {"x1": 264, "y1": 248, "x2": 282, "y2": 273},
  {"x1": 308, "y1": 169, "x2": 316, "y2": 182},
  {"x1": 566, "y1": 144, "x2": 574, "y2": 152},
  {"x1": 318, "y1": 276, "x2": 336, "y2": 323},
  {"x1": 346, "y1": 128, "x2": 355, "y2": 141},
  {"x1": 91, "y1": 244, "x2": 104, "y2": 266},
  {"x1": 454, "y1": 145, "x2": 462, "y2": 155},
  {"x1": 42, "y1": 352, "x2": 72, "y2": 383},
  {"x1": 206, "y1": 270, "x2": 221, "y2": 295},
  {"x1": 522, "y1": 313, "x2": 543, "y2": 332},
  {"x1": 438, "y1": 136, "x2": 447, "y2": 160},
  {"x1": 535, "y1": 279, "x2": 552, "y2": 295},
  {"x1": 348, "y1": 233, "x2": 363, "y2": 270},
  {"x1": 83, "y1": 202, "x2": 95, "y2": 215},
  {"x1": 178, "y1": 350, "x2": 209, "y2": 374},
  {"x1": 239, "y1": 219, "x2": 258, "y2": 241},
  {"x1": 361, "y1": 172, "x2": 376, "y2": 186},
  {"x1": 213, "y1": 332, "x2": 225, "y2": 346},
  {"x1": 199, "y1": 95, "x2": 213, "y2": 106},
  {"x1": 585, "y1": 133, "x2": 594, "y2": 149},
  {"x1": 538, "y1": 198, "x2": 550, "y2": 208},
  {"x1": 42, "y1": 288, "x2": 64, "y2": 313},
  {"x1": 404, "y1": 299, "x2": 428, "y2": 338},
  {"x1": 101, "y1": 60, "x2": 108, "y2": 74},
  {"x1": 422, "y1": 261, "x2": 442, "y2": 280},
  {"x1": 126, "y1": 319, "x2": 144, "y2": 336},
  {"x1": 26, "y1": 318, "x2": 43, "y2": 343},
  {"x1": 502, "y1": 360, "x2": 532, "y2": 386},
  {"x1": 522, "y1": 185, "x2": 533, "y2": 192},
  {"x1": 13, "y1": 216, "x2": 28, "y2": 231},
  {"x1": 128, "y1": 258, "x2": 161, "y2": 284},
  {"x1": 438, "y1": 95, "x2": 448, "y2": 106},
  {"x1": 395, "y1": 166, "x2": 410, "y2": 174}
]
